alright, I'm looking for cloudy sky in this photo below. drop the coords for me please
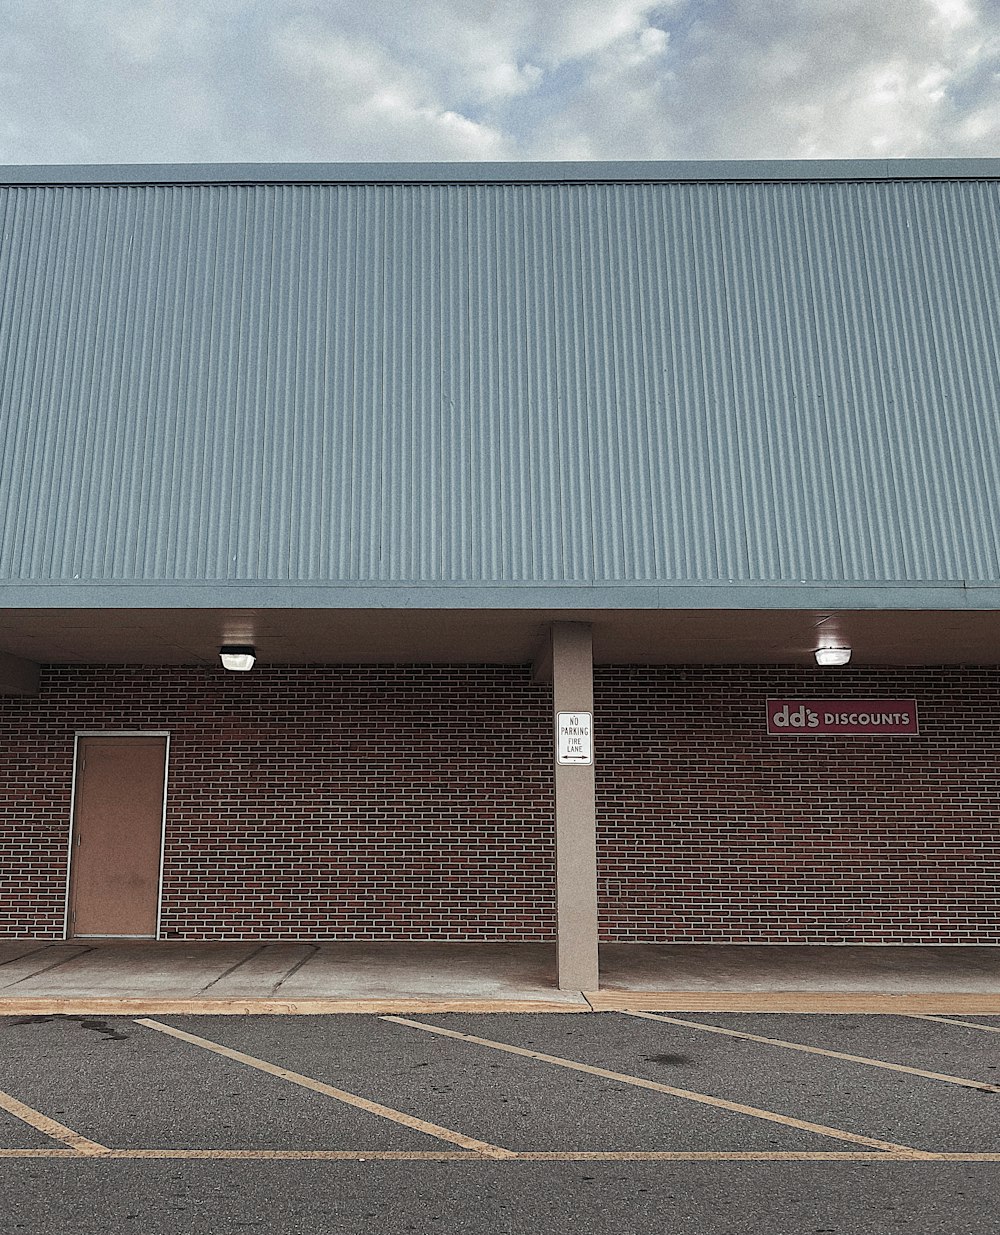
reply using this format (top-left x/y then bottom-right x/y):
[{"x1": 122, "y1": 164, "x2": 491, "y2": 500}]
[{"x1": 1, "y1": 0, "x2": 998, "y2": 164}]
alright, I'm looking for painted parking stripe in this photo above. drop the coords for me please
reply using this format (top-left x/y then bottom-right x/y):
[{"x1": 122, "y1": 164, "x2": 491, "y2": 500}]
[
  {"x1": 0, "y1": 1149, "x2": 920, "y2": 1161},
  {"x1": 906, "y1": 1014, "x2": 1000, "y2": 1035},
  {"x1": 136, "y1": 1017, "x2": 513, "y2": 1160},
  {"x1": 512, "y1": 1150, "x2": 1000, "y2": 1162},
  {"x1": 381, "y1": 1016, "x2": 920, "y2": 1156},
  {"x1": 622, "y1": 1011, "x2": 1000, "y2": 1092},
  {"x1": 113, "y1": 1149, "x2": 897, "y2": 1162},
  {"x1": 5, "y1": 1147, "x2": 1000, "y2": 1162},
  {"x1": 106, "y1": 1149, "x2": 486, "y2": 1160},
  {"x1": 0, "y1": 1088, "x2": 108, "y2": 1156}
]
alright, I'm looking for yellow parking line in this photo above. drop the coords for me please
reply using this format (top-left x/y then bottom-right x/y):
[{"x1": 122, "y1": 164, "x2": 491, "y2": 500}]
[
  {"x1": 514, "y1": 1150, "x2": 921, "y2": 1162},
  {"x1": 516, "y1": 1151, "x2": 1000, "y2": 1163},
  {"x1": 905, "y1": 1014, "x2": 1000, "y2": 1034},
  {"x1": 136, "y1": 1018, "x2": 513, "y2": 1160},
  {"x1": 622, "y1": 1011, "x2": 1000, "y2": 1092},
  {"x1": 110, "y1": 1149, "x2": 486, "y2": 1160},
  {"x1": 0, "y1": 1088, "x2": 107, "y2": 1156},
  {"x1": 45, "y1": 1149, "x2": 926, "y2": 1162},
  {"x1": 382, "y1": 1016, "x2": 920, "y2": 1156},
  {"x1": 3, "y1": 1147, "x2": 1000, "y2": 1162}
]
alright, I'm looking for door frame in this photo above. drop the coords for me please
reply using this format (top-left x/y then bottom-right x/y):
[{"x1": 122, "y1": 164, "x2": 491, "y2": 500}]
[{"x1": 64, "y1": 730, "x2": 171, "y2": 941}]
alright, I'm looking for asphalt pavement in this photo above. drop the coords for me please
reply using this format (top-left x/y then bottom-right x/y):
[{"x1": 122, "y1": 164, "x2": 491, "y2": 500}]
[{"x1": 0, "y1": 1011, "x2": 998, "y2": 1233}]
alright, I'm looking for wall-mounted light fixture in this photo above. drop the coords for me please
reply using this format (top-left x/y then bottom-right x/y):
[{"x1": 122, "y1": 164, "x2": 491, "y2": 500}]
[
  {"x1": 220, "y1": 644, "x2": 256, "y2": 671},
  {"x1": 815, "y1": 646, "x2": 851, "y2": 667}
]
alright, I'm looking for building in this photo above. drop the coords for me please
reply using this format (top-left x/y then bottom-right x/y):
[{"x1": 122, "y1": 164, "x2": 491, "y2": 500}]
[{"x1": 1, "y1": 159, "x2": 999, "y2": 989}]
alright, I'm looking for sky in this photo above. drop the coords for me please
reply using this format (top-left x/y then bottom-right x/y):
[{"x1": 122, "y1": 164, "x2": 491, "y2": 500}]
[{"x1": 0, "y1": 0, "x2": 998, "y2": 164}]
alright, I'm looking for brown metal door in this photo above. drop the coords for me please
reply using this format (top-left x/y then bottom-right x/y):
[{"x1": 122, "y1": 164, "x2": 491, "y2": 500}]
[{"x1": 69, "y1": 736, "x2": 167, "y2": 938}]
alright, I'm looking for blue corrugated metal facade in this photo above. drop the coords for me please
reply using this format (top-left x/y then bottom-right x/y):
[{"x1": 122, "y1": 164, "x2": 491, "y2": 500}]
[{"x1": 2, "y1": 162, "x2": 999, "y2": 601}]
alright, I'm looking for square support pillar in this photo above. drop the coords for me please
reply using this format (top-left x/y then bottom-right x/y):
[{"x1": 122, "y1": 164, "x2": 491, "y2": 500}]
[{"x1": 551, "y1": 622, "x2": 599, "y2": 991}]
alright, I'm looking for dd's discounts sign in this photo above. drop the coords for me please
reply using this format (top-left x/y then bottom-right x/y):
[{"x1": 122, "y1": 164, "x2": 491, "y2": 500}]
[{"x1": 767, "y1": 699, "x2": 919, "y2": 735}]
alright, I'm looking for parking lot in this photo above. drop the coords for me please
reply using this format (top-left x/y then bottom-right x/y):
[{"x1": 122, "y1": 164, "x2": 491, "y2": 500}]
[{"x1": 1, "y1": 1010, "x2": 999, "y2": 1232}]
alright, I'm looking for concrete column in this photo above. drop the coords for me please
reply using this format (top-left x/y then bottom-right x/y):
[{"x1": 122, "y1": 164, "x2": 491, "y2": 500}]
[{"x1": 551, "y1": 622, "x2": 599, "y2": 991}]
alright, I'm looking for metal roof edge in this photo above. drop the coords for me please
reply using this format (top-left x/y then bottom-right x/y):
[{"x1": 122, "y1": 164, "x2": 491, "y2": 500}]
[
  {"x1": 0, "y1": 582, "x2": 991, "y2": 611},
  {"x1": 3, "y1": 158, "x2": 1000, "y2": 187}
]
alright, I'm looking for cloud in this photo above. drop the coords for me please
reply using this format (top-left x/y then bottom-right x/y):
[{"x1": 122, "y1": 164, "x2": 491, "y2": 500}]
[
  {"x1": 656, "y1": 0, "x2": 1000, "y2": 159},
  {"x1": 266, "y1": 17, "x2": 513, "y2": 160},
  {"x1": 0, "y1": 0, "x2": 996, "y2": 164}
]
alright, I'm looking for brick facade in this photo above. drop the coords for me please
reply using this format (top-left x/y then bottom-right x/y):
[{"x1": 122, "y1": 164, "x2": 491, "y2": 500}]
[
  {"x1": 0, "y1": 665, "x2": 555, "y2": 941},
  {"x1": 597, "y1": 666, "x2": 1000, "y2": 944},
  {"x1": 1, "y1": 663, "x2": 998, "y2": 943}
]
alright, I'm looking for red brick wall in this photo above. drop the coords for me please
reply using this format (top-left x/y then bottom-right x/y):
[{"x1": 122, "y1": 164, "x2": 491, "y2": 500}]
[
  {"x1": 0, "y1": 665, "x2": 555, "y2": 941},
  {"x1": 597, "y1": 666, "x2": 1000, "y2": 944},
  {"x1": 1, "y1": 663, "x2": 998, "y2": 943}
]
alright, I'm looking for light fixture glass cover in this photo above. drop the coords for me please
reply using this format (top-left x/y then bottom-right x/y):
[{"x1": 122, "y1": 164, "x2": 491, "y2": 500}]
[
  {"x1": 220, "y1": 644, "x2": 256, "y2": 671},
  {"x1": 815, "y1": 646, "x2": 851, "y2": 667}
]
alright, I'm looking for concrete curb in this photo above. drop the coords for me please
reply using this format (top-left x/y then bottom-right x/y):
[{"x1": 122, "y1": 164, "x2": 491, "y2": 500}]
[
  {"x1": 1, "y1": 992, "x2": 999, "y2": 1015},
  {"x1": 588, "y1": 992, "x2": 1000, "y2": 1013},
  {"x1": 0, "y1": 997, "x2": 593, "y2": 1015}
]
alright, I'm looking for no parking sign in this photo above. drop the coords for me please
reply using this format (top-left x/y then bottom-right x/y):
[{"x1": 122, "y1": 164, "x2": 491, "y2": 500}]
[{"x1": 557, "y1": 712, "x2": 593, "y2": 764}]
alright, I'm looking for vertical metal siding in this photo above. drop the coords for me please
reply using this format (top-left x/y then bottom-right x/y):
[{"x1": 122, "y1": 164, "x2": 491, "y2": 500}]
[{"x1": 2, "y1": 177, "x2": 1000, "y2": 586}]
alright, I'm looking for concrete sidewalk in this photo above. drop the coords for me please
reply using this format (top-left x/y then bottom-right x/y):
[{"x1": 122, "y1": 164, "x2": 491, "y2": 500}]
[{"x1": 1, "y1": 940, "x2": 999, "y2": 1014}]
